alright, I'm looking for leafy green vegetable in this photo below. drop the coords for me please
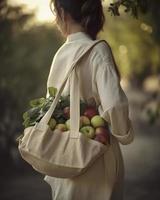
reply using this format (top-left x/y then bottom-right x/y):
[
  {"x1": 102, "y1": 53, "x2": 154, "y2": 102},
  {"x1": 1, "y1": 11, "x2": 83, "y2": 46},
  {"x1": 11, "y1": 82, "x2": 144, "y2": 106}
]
[{"x1": 21, "y1": 86, "x2": 88, "y2": 128}]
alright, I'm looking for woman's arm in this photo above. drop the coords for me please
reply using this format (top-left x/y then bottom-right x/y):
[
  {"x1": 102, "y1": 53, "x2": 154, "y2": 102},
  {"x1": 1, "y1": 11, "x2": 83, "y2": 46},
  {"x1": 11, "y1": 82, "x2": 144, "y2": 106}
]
[{"x1": 94, "y1": 44, "x2": 134, "y2": 145}]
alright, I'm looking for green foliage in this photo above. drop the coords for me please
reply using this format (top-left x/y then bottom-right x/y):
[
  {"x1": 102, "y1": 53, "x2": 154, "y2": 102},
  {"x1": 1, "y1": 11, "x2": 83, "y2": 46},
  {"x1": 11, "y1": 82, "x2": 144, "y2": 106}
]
[
  {"x1": 22, "y1": 88, "x2": 55, "y2": 128},
  {"x1": 48, "y1": 86, "x2": 57, "y2": 97},
  {"x1": 0, "y1": 0, "x2": 64, "y2": 155},
  {"x1": 22, "y1": 86, "x2": 87, "y2": 128},
  {"x1": 0, "y1": 0, "x2": 63, "y2": 123},
  {"x1": 29, "y1": 97, "x2": 46, "y2": 108},
  {"x1": 100, "y1": 9, "x2": 160, "y2": 86},
  {"x1": 108, "y1": 0, "x2": 148, "y2": 18}
]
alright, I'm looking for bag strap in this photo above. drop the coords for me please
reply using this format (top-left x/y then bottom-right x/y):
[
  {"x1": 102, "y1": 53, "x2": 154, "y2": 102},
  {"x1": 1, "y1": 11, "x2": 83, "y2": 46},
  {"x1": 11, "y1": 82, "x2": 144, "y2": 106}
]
[{"x1": 37, "y1": 39, "x2": 107, "y2": 131}]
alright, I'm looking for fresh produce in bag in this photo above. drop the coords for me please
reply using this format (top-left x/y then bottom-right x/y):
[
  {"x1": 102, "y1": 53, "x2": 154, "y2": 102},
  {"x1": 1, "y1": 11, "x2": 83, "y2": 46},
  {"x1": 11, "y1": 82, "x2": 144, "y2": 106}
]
[{"x1": 20, "y1": 87, "x2": 111, "y2": 145}]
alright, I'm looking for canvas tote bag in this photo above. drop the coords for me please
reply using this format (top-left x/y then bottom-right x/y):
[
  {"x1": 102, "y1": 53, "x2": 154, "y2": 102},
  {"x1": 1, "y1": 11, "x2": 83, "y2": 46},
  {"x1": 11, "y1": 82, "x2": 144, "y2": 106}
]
[{"x1": 17, "y1": 39, "x2": 110, "y2": 178}]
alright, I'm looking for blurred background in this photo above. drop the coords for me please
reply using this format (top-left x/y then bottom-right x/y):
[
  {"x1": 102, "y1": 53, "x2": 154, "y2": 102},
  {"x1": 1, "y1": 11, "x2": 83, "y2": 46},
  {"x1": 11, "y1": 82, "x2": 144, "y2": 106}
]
[{"x1": 0, "y1": 0, "x2": 160, "y2": 200}]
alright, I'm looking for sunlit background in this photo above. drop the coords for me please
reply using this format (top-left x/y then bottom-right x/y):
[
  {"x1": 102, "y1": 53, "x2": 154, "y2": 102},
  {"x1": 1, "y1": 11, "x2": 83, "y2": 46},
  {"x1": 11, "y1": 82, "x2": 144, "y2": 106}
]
[
  {"x1": 0, "y1": 0, "x2": 160, "y2": 200},
  {"x1": 8, "y1": 0, "x2": 54, "y2": 23}
]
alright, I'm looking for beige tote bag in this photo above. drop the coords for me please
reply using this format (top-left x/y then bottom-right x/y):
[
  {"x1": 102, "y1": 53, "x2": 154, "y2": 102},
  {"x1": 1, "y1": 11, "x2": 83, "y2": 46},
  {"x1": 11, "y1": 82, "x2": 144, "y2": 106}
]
[{"x1": 17, "y1": 39, "x2": 110, "y2": 178}]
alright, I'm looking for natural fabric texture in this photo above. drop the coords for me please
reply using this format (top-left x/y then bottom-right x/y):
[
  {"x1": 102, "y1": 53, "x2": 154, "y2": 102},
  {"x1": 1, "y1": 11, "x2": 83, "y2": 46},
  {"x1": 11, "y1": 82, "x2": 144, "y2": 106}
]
[{"x1": 44, "y1": 32, "x2": 134, "y2": 200}]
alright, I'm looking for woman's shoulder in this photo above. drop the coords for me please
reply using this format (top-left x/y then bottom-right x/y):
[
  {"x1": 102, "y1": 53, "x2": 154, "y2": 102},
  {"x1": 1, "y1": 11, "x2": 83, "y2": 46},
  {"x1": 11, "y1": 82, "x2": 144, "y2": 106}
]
[{"x1": 91, "y1": 39, "x2": 112, "y2": 62}]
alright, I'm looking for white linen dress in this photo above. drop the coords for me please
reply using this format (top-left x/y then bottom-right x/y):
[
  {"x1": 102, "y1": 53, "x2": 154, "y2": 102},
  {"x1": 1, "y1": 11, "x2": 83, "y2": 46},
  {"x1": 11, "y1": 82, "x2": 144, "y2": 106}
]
[{"x1": 43, "y1": 31, "x2": 134, "y2": 200}]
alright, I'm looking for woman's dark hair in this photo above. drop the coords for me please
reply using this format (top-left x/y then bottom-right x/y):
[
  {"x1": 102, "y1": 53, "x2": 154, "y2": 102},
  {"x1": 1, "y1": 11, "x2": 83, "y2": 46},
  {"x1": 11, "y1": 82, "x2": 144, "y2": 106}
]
[
  {"x1": 50, "y1": 0, "x2": 105, "y2": 40},
  {"x1": 50, "y1": 0, "x2": 121, "y2": 80}
]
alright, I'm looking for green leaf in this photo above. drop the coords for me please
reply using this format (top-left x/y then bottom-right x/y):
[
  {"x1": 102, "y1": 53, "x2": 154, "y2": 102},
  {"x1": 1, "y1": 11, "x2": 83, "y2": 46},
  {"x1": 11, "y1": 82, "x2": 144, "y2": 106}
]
[
  {"x1": 42, "y1": 100, "x2": 51, "y2": 112},
  {"x1": 48, "y1": 87, "x2": 57, "y2": 97},
  {"x1": 22, "y1": 117, "x2": 30, "y2": 128},
  {"x1": 53, "y1": 108, "x2": 63, "y2": 119},
  {"x1": 27, "y1": 107, "x2": 41, "y2": 119},
  {"x1": 29, "y1": 97, "x2": 46, "y2": 108},
  {"x1": 80, "y1": 101, "x2": 87, "y2": 115},
  {"x1": 22, "y1": 111, "x2": 29, "y2": 120},
  {"x1": 35, "y1": 112, "x2": 44, "y2": 122}
]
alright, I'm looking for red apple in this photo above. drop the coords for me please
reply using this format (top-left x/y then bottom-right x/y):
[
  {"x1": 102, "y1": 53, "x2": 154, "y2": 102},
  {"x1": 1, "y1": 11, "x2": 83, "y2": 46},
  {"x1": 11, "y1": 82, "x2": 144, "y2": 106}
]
[
  {"x1": 95, "y1": 127, "x2": 109, "y2": 136},
  {"x1": 95, "y1": 127, "x2": 110, "y2": 142},
  {"x1": 63, "y1": 106, "x2": 70, "y2": 119},
  {"x1": 83, "y1": 106, "x2": 98, "y2": 119},
  {"x1": 94, "y1": 134, "x2": 108, "y2": 145}
]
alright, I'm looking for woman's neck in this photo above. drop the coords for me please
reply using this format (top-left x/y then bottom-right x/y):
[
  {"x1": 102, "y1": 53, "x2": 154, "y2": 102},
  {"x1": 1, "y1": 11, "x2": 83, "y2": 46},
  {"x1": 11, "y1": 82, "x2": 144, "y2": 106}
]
[{"x1": 66, "y1": 22, "x2": 85, "y2": 37}]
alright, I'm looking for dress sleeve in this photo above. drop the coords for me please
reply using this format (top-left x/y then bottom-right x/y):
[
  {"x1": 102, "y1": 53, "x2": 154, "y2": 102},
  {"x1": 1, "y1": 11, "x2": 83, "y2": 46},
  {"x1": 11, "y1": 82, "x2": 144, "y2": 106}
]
[{"x1": 94, "y1": 46, "x2": 134, "y2": 145}]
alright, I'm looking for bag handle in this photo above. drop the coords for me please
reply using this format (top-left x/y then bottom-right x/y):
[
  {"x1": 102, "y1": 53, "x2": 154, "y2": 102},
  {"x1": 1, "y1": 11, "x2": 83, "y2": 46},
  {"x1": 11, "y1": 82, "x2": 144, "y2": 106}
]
[
  {"x1": 69, "y1": 67, "x2": 80, "y2": 138},
  {"x1": 37, "y1": 39, "x2": 106, "y2": 132}
]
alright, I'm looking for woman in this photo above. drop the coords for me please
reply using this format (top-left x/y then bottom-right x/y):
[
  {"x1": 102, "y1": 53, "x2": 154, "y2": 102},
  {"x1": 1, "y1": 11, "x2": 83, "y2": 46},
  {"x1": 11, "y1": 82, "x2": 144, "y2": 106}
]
[{"x1": 44, "y1": 0, "x2": 134, "y2": 199}]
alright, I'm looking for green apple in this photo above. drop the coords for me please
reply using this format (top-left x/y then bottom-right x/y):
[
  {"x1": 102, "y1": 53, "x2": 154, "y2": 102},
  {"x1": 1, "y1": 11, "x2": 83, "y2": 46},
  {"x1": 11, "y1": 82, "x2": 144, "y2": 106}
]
[
  {"x1": 65, "y1": 119, "x2": 70, "y2": 130},
  {"x1": 91, "y1": 115, "x2": 106, "y2": 128},
  {"x1": 48, "y1": 118, "x2": 57, "y2": 130},
  {"x1": 80, "y1": 125, "x2": 95, "y2": 139},
  {"x1": 55, "y1": 123, "x2": 67, "y2": 131},
  {"x1": 80, "y1": 116, "x2": 90, "y2": 127}
]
